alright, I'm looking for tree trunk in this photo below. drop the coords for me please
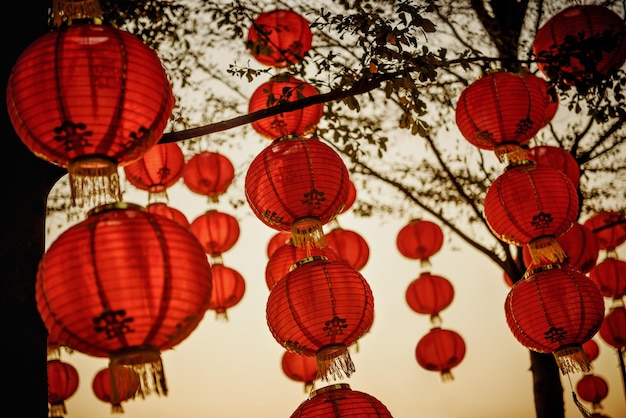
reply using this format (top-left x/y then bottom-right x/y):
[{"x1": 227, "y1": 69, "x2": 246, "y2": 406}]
[{"x1": 530, "y1": 351, "x2": 565, "y2": 418}]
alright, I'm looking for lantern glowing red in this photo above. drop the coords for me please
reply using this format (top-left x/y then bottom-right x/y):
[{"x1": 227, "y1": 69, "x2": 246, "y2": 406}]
[
  {"x1": 265, "y1": 241, "x2": 338, "y2": 290},
  {"x1": 289, "y1": 383, "x2": 393, "y2": 418},
  {"x1": 582, "y1": 339, "x2": 600, "y2": 363},
  {"x1": 584, "y1": 211, "x2": 626, "y2": 252},
  {"x1": 324, "y1": 227, "x2": 370, "y2": 270},
  {"x1": 339, "y1": 179, "x2": 357, "y2": 214},
  {"x1": 6, "y1": 22, "x2": 174, "y2": 207},
  {"x1": 247, "y1": 9, "x2": 313, "y2": 68},
  {"x1": 146, "y1": 202, "x2": 190, "y2": 228},
  {"x1": 576, "y1": 374, "x2": 609, "y2": 411},
  {"x1": 598, "y1": 306, "x2": 626, "y2": 349},
  {"x1": 248, "y1": 75, "x2": 324, "y2": 140},
  {"x1": 405, "y1": 272, "x2": 455, "y2": 324},
  {"x1": 182, "y1": 151, "x2": 235, "y2": 203},
  {"x1": 525, "y1": 145, "x2": 580, "y2": 189},
  {"x1": 281, "y1": 350, "x2": 318, "y2": 393},
  {"x1": 123, "y1": 142, "x2": 185, "y2": 203},
  {"x1": 190, "y1": 210, "x2": 241, "y2": 258},
  {"x1": 47, "y1": 359, "x2": 79, "y2": 417},
  {"x1": 533, "y1": 5, "x2": 626, "y2": 84},
  {"x1": 207, "y1": 263, "x2": 246, "y2": 320},
  {"x1": 504, "y1": 264, "x2": 605, "y2": 374},
  {"x1": 415, "y1": 327, "x2": 466, "y2": 382},
  {"x1": 484, "y1": 162, "x2": 578, "y2": 265},
  {"x1": 92, "y1": 366, "x2": 140, "y2": 413},
  {"x1": 267, "y1": 231, "x2": 293, "y2": 258},
  {"x1": 245, "y1": 136, "x2": 350, "y2": 248},
  {"x1": 266, "y1": 257, "x2": 374, "y2": 381},
  {"x1": 589, "y1": 258, "x2": 626, "y2": 301},
  {"x1": 455, "y1": 71, "x2": 549, "y2": 163},
  {"x1": 396, "y1": 219, "x2": 444, "y2": 266},
  {"x1": 36, "y1": 202, "x2": 213, "y2": 397}
]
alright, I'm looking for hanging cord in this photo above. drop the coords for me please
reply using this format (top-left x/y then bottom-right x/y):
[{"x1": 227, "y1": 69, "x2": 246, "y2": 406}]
[{"x1": 566, "y1": 373, "x2": 592, "y2": 418}]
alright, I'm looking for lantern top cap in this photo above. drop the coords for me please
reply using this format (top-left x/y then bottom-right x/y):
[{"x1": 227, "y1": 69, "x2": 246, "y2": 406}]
[
  {"x1": 88, "y1": 201, "x2": 146, "y2": 217},
  {"x1": 52, "y1": 0, "x2": 104, "y2": 27},
  {"x1": 310, "y1": 383, "x2": 351, "y2": 398}
]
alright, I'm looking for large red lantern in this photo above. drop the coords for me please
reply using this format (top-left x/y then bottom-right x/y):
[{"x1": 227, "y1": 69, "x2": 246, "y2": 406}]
[
  {"x1": 289, "y1": 383, "x2": 393, "y2": 418},
  {"x1": 396, "y1": 219, "x2": 444, "y2": 267},
  {"x1": 247, "y1": 9, "x2": 313, "y2": 68},
  {"x1": 92, "y1": 365, "x2": 140, "y2": 413},
  {"x1": 47, "y1": 359, "x2": 79, "y2": 417},
  {"x1": 207, "y1": 263, "x2": 246, "y2": 320},
  {"x1": 525, "y1": 145, "x2": 580, "y2": 189},
  {"x1": 504, "y1": 264, "x2": 605, "y2": 374},
  {"x1": 324, "y1": 227, "x2": 370, "y2": 270},
  {"x1": 266, "y1": 257, "x2": 374, "y2": 381},
  {"x1": 281, "y1": 350, "x2": 319, "y2": 393},
  {"x1": 415, "y1": 327, "x2": 466, "y2": 381},
  {"x1": 598, "y1": 306, "x2": 626, "y2": 349},
  {"x1": 6, "y1": 21, "x2": 174, "y2": 207},
  {"x1": 36, "y1": 202, "x2": 213, "y2": 397},
  {"x1": 405, "y1": 272, "x2": 455, "y2": 324},
  {"x1": 245, "y1": 136, "x2": 350, "y2": 248},
  {"x1": 484, "y1": 162, "x2": 578, "y2": 265},
  {"x1": 589, "y1": 257, "x2": 626, "y2": 301},
  {"x1": 584, "y1": 210, "x2": 626, "y2": 253},
  {"x1": 576, "y1": 374, "x2": 609, "y2": 411},
  {"x1": 248, "y1": 75, "x2": 324, "y2": 140},
  {"x1": 190, "y1": 210, "x2": 241, "y2": 259},
  {"x1": 182, "y1": 151, "x2": 235, "y2": 203},
  {"x1": 533, "y1": 5, "x2": 626, "y2": 84}
]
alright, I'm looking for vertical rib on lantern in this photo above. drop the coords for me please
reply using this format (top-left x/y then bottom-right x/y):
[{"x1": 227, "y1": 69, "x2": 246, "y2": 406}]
[
  {"x1": 288, "y1": 383, "x2": 393, "y2": 417},
  {"x1": 324, "y1": 227, "x2": 370, "y2": 271},
  {"x1": 92, "y1": 365, "x2": 140, "y2": 413},
  {"x1": 206, "y1": 263, "x2": 246, "y2": 321},
  {"x1": 396, "y1": 218, "x2": 444, "y2": 268},
  {"x1": 47, "y1": 359, "x2": 79, "y2": 417},
  {"x1": 405, "y1": 272, "x2": 455, "y2": 326}
]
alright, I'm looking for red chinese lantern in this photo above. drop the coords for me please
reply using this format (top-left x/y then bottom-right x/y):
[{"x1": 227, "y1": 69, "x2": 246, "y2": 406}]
[
  {"x1": 533, "y1": 5, "x2": 626, "y2": 84},
  {"x1": 405, "y1": 272, "x2": 455, "y2": 324},
  {"x1": 415, "y1": 327, "x2": 466, "y2": 382},
  {"x1": 484, "y1": 162, "x2": 578, "y2": 265},
  {"x1": 36, "y1": 202, "x2": 213, "y2": 397},
  {"x1": 338, "y1": 178, "x2": 357, "y2": 214},
  {"x1": 207, "y1": 263, "x2": 246, "y2": 320},
  {"x1": 47, "y1": 359, "x2": 79, "y2": 417},
  {"x1": 324, "y1": 227, "x2": 370, "y2": 270},
  {"x1": 267, "y1": 231, "x2": 293, "y2": 258},
  {"x1": 396, "y1": 219, "x2": 444, "y2": 267},
  {"x1": 247, "y1": 9, "x2": 313, "y2": 68},
  {"x1": 266, "y1": 257, "x2": 374, "y2": 381},
  {"x1": 598, "y1": 306, "x2": 626, "y2": 349},
  {"x1": 525, "y1": 145, "x2": 580, "y2": 189},
  {"x1": 584, "y1": 211, "x2": 626, "y2": 253},
  {"x1": 589, "y1": 257, "x2": 626, "y2": 301},
  {"x1": 582, "y1": 339, "x2": 600, "y2": 363},
  {"x1": 289, "y1": 383, "x2": 393, "y2": 418},
  {"x1": 281, "y1": 350, "x2": 318, "y2": 393},
  {"x1": 522, "y1": 222, "x2": 599, "y2": 273},
  {"x1": 504, "y1": 264, "x2": 605, "y2": 374},
  {"x1": 6, "y1": 20, "x2": 174, "y2": 207},
  {"x1": 123, "y1": 142, "x2": 185, "y2": 204},
  {"x1": 455, "y1": 71, "x2": 549, "y2": 163},
  {"x1": 522, "y1": 72, "x2": 559, "y2": 127},
  {"x1": 182, "y1": 151, "x2": 235, "y2": 203},
  {"x1": 92, "y1": 366, "x2": 140, "y2": 413},
  {"x1": 190, "y1": 210, "x2": 241, "y2": 259},
  {"x1": 245, "y1": 136, "x2": 350, "y2": 248},
  {"x1": 248, "y1": 75, "x2": 324, "y2": 140},
  {"x1": 576, "y1": 374, "x2": 609, "y2": 411},
  {"x1": 146, "y1": 202, "x2": 190, "y2": 229}
]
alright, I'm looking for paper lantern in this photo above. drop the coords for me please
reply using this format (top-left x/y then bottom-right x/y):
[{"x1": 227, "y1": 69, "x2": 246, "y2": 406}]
[
  {"x1": 338, "y1": 178, "x2": 357, "y2": 214},
  {"x1": 207, "y1": 263, "x2": 246, "y2": 320},
  {"x1": 289, "y1": 383, "x2": 393, "y2": 418},
  {"x1": 582, "y1": 339, "x2": 600, "y2": 363},
  {"x1": 281, "y1": 351, "x2": 318, "y2": 393},
  {"x1": 92, "y1": 366, "x2": 140, "y2": 413},
  {"x1": 584, "y1": 210, "x2": 626, "y2": 252},
  {"x1": 266, "y1": 231, "x2": 293, "y2": 258},
  {"x1": 522, "y1": 72, "x2": 559, "y2": 128},
  {"x1": 525, "y1": 145, "x2": 580, "y2": 189},
  {"x1": 576, "y1": 374, "x2": 609, "y2": 411},
  {"x1": 190, "y1": 210, "x2": 241, "y2": 258},
  {"x1": 6, "y1": 21, "x2": 174, "y2": 207},
  {"x1": 533, "y1": 5, "x2": 626, "y2": 84},
  {"x1": 36, "y1": 202, "x2": 213, "y2": 397},
  {"x1": 247, "y1": 9, "x2": 313, "y2": 67},
  {"x1": 396, "y1": 219, "x2": 444, "y2": 266},
  {"x1": 182, "y1": 151, "x2": 235, "y2": 203},
  {"x1": 598, "y1": 306, "x2": 626, "y2": 349},
  {"x1": 146, "y1": 202, "x2": 190, "y2": 229},
  {"x1": 505, "y1": 264, "x2": 605, "y2": 374},
  {"x1": 484, "y1": 162, "x2": 578, "y2": 265},
  {"x1": 245, "y1": 136, "x2": 350, "y2": 248},
  {"x1": 415, "y1": 327, "x2": 466, "y2": 381},
  {"x1": 589, "y1": 258, "x2": 626, "y2": 301},
  {"x1": 266, "y1": 257, "x2": 374, "y2": 380},
  {"x1": 405, "y1": 272, "x2": 455, "y2": 324},
  {"x1": 123, "y1": 142, "x2": 185, "y2": 203},
  {"x1": 455, "y1": 71, "x2": 549, "y2": 163},
  {"x1": 47, "y1": 359, "x2": 79, "y2": 417},
  {"x1": 324, "y1": 227, "x2": 370, "y2": 270},
  {"x1": 248, "y1": 75, "x2": 324, "y2": 140}
]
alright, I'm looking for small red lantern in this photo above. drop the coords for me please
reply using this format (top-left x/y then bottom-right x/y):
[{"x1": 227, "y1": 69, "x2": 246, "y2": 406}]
[
  {"x1": 190, "y1": 210, "x2": 241, "y2": 259},
  {"x1": 146, "y1": 202, "x2": 190, "y2": 229},
  {"x1": 598, "y1": 306, "x2": 626, "y2": 349},
  {"x1": 6, "y1": 21, "x2": 175, "y2": 207},
  {"x1": 266, "y1": 257, "x2": 374, "y2": 381},
  {"x1": 266, "y1": 231, "x2": 293, "y2": 258},
  {"x1": 582, "y1": 339, "x2": 600, "y2": 363},
  {"x1": 405, "y1": 272, "x2": 455, "y2": 324},
  {"x1": 207, "y1": 263, "x2": 246, "y2": 320},
  {"x1": 36, "y1": 202, "x2": 213, "y2": 397},
  {"x1": 92, "y1": 366, "x2": 140, "y2": 413},
  {"x1": 576, "y1": 374, "x2": 609, "y2": 411},
  {"x1": 589, "y1": 257, "x2": 626, "y2": 301},
  {"x1": 415, "y1": 327, "x2": 466, "y2": 382},
  {"x1": 525, "y1": 145, "x2": 580, "y2": 189},
  {"x1": 396, "y1": 219, "x2": 444, "y2": 267},
  {"x1": 245, "y1": 136, "x2": 350, "y2": 249},
  {"x1": 324, "y1": 227, "x2": 370, "y2": 270},
  {"x1": 281, "y1": 350, "x2": 318, "y2": 393},
  {"x1": 289, "y1": 383, "x2": 393, "y2": 418},
  {"x1": 248, "y1": 75, "x2": 324, "y2": 140},
  {"x1": 123, "y1": 142, "x2": 185, "y2": 204},
  {"x1": 584, "y1": 210, "x2": 626, "y2": 253},
  {"x1": 182, "y1": 151, "x2": 235, "y2": 203},
  {"x1": 505, "y1": 264, "x2": 605, "y2": 374},
  {"x1": 484, "y1": 162, "x2": 578, "y2": 265},
  {"x1": 247, "y1": 9, "x2": 313, "y2": 68},
  {"x1": 47, "y1": 359, "x2": 79, "y2": 417}
]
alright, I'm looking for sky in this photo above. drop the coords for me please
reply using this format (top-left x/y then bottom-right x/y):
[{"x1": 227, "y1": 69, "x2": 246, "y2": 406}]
[{"x1": 45, "y1": 168, "x2": 626, "y2": 418}]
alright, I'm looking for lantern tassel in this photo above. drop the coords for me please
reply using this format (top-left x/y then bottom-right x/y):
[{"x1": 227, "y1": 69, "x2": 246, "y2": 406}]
[
  {"x1": 110, "y1": 347, "x2": 168, "y2": 398},
  {"x1": 110, "y1": 404, "x2": 125, "y2": 414},
  {"x1": 291, "y1": 217, "x2": 327, "y2": 249},
  {"x1": 495, "y1": 143, "x2": 529, "y2": 166},
  {"x1": 528, "y1": 236, "x2": 567, "y2": 265},
  {"x1": 316, "y1": 344, "x2": 355, "y2": 381},
  {"x1": 49, "y1": 402, "x2": 67, "y2": 417},
  {"x1": 553, "y1": 344, "x2": 591, "y2": 375},
  {"x1": 440, "y1": 369, "x2": 454, "y2": 382},
  {"x1": 68, "y1": 156, "x2": 122, "y2": 208},
  {"x1": 571, "y1": 391, "x2": 592, "y2": 418}
]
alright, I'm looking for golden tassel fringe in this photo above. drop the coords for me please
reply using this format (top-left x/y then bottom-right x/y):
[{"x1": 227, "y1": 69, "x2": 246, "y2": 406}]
[
  {"x1": 110, "y1": 347, "x2": 168, "y2": 398},
  {"x1": 572, "y1": 391, "x2": 592, "y2": 418},
  {"x1": 440, "y1": 369, "x2": 454, "y2": 382},
  {"x1": 49, "y1": 402, "x2": 67, "y2": 417},
  {"x1": 528, "y1": 236, "x2": 567, "y2": 265},
  {"x1": 291, "y1": 217, "x2": 327, "y2": 249},
  {"x1": 553, "y1": 344, "x2": 591, "y2": 375},
  {"x1": 110, "y1": 404, "x2": 125, "y2": 414},
  {"x1": 494, "y1": 143, "x2": 529, "y2": 166},
  {"x1": 316, "y1": 344, "x2": 355, "y2": 381},
  {"x1": 52, "y1": 0, "x2": 103, "y2": 26},
  {"x1": 68, "y1": 156, "x2": 121, "y2": 208}
]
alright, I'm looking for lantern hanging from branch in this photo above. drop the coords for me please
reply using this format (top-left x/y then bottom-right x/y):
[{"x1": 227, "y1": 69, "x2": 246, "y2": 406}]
[
  {"x1": 396, "y1": 219, "x2": 444, "y2": 268},
  {"x1": 281, "y1": 350, "x2": 319, "y2": 393},
  {"x1": 289, "y1": 383, "x2": 393, "y2": 417},
  {"x1": 405, "y1": 272, "x2": 455, "y2": 326},
  {"x1": 206, "y1": 262, "x2": 246, "y2": 321},
  {"x1": 324, "y1": 226, "x2": 370, "y2": 271},
  {"x1": 92, "y1": 365, "x2": 140, "y2": 414},
  {"x1": 47, "y1": 359, "x2": 79, "y2": 418},
  {"x1": 415, "y1": 327, "x2": 466, "y2": 382},
  {"x1": 190, "y1": 209, "x2": 241, "y2": 261},
  {"x1": 182, "y1": 151, "x2": 235, "y2": 203}
]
